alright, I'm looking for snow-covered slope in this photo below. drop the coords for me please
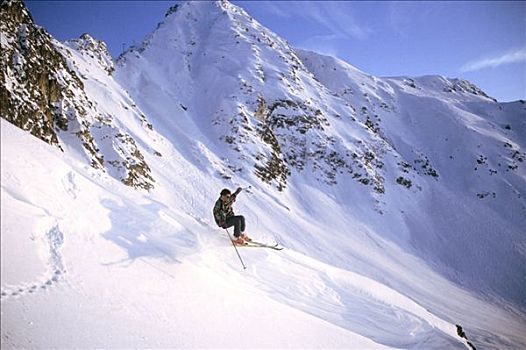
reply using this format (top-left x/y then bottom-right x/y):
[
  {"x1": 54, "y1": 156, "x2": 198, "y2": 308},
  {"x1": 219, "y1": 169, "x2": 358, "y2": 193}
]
[
  {"x1": 2, "y1": 0, "x2": 525, "y2": 349},
  {"x1": 4, "y1": 116, "x2": 525, "y2": 349},
  {"x1": 115, "y1": 0, "x2": 394, "y2": 194},
  {"x1": 298, "y1": 49, "x2": 526, "y2": 308}
]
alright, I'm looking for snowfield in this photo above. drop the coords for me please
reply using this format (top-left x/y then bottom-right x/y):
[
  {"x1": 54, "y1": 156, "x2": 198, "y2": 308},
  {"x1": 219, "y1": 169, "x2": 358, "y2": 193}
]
[
  {"x1": 2, "y1": 1, "x2": 526, "y2": 349},
  {"x1": 2, "y1": 111, "x2": 525, "y2": 348}
]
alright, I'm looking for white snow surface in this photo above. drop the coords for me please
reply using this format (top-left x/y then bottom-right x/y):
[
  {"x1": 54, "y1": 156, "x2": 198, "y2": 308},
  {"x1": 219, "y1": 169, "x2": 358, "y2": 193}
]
[{"x1": 2, "y1": 1, "x2": 526, "y2": 349}]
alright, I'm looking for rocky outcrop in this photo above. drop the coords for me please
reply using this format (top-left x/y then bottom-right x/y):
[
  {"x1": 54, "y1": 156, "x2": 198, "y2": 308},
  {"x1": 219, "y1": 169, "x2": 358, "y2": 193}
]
[
  {"x1": 65, "y1": 33, "x2": 114, "y2": 75},
  {"x1": 1, "y1": 0, "x2": 85, "y2": 149},
  {"x1": 0, "y1": 0, "x2": 154, "y2": 190}
]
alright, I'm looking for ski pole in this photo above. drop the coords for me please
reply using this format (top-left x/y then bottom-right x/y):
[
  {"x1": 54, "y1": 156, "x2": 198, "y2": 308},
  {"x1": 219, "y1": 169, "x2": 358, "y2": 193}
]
[{"x1": 225, "y1": 228, "x2": 246, "y2": 270}]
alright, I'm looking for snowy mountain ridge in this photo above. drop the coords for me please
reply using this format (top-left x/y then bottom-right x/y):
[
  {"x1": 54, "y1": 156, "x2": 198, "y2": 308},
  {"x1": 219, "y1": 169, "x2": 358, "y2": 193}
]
[
  {"x1": 2, "y1": 0, "x2": 526, "y2": 349},
  {"x1": 0, "y1": 0, "x2": 155, "y2": 190}
]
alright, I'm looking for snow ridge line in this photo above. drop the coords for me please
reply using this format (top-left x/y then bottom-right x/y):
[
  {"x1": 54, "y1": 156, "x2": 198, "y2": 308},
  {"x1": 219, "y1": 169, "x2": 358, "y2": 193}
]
[{"x1": 1, "y1": 224, "x2": 66, "y2": 301}]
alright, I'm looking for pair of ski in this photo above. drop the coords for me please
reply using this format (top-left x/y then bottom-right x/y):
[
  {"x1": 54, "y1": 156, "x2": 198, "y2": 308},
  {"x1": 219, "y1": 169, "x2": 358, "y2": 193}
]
[{"x1": 234, "y1": 239, "x2": 283, "y2": 251}]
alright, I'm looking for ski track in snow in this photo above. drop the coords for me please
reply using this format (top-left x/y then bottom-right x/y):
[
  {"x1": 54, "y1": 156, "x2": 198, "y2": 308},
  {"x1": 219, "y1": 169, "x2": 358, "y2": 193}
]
[
  {"x1": 1, "y1": 224, "x2": 66, "y2": 301},
  {"x1": 198, "y1": 232, "x2": 473, "y2": 349}
]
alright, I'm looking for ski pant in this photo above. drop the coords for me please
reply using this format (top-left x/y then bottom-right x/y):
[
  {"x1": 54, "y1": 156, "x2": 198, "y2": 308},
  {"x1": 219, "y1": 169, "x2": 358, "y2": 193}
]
[{"x1": 224, "y1": 215, "x2": 245, "y2": 237}]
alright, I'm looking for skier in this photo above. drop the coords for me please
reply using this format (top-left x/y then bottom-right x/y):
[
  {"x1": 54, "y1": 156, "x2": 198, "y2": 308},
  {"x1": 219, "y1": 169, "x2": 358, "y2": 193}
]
[{"x1": 213, "y1": 187, "x2": 251, "y2": 245}]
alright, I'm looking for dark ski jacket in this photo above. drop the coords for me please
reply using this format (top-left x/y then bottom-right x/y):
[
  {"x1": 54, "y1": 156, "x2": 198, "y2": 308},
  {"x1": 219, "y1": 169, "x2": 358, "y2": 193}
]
[{"x1": 213, "y1": 193, "x2": 237, "y2": 228}]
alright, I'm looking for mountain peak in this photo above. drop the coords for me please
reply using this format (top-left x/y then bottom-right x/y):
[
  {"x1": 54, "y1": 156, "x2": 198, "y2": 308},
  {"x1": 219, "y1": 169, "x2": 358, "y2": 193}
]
[
  {"x1": 120, "y1": 0, "x2": 255, "y2": 56},
  {"x1": 114, "y1": 0, "x2": 391, "y2": 192},
  {"x1": 164, "y1": 3, "x2": 179, "y2": 17},
  {"x1": 65, "y1": 33, "x2": 114, "y2": 74},
  {"x1": 404, "y1": 75, "x2": 495, "y2": 101},
  {"x1": 0, "y1": 0, "x2": 34, "y2": 26}
]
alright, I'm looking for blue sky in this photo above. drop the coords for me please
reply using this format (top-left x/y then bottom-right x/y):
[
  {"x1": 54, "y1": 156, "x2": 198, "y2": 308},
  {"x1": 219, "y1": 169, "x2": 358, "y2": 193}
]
[{"x1": 26, "y1": 1, "x2": 525, "y2": 102}]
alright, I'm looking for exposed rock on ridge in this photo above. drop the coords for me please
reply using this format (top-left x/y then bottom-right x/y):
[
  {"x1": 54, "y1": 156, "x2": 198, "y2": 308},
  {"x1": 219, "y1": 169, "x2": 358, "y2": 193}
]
[{"x1": 0, "y1": 0, "x2": 155, "y2": 190}]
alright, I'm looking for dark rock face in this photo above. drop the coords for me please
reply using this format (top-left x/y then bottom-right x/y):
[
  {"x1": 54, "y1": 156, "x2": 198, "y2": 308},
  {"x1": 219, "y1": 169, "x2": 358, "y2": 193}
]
[{"x1": 1, "y1": 0, "x2": 84, "y2": 149}]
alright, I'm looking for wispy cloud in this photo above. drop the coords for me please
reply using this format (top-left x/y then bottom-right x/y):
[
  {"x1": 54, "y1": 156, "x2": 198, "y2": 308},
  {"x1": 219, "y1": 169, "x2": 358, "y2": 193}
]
[
  {"x1": 388, "y1": 2, "x2": 443, "y2": 37},
  {"x1": 256, "y1": 1, "x2": 291, "y2": 18},
  {"x1": 296, "y1": 34, "x2": 341, "y2": 58},
  {"x1": 460, "y1": 46, "x2": 526, "y2": 72},
  {"x1": 255, "y1": 1, "x2": 372, "y2": 41},
  {"x1": 303, "y1": 2, "x2": 372, "y2": 41}
]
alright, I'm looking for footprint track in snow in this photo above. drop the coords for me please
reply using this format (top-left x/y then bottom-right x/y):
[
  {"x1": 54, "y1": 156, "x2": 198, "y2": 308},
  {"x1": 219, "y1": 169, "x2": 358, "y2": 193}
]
[
  {"x1": 1, "y1": 224, "x2": 66, "y2": 301},
  {"x1": 61, "y1": 171, "x2": 79, "y2": 199}
]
